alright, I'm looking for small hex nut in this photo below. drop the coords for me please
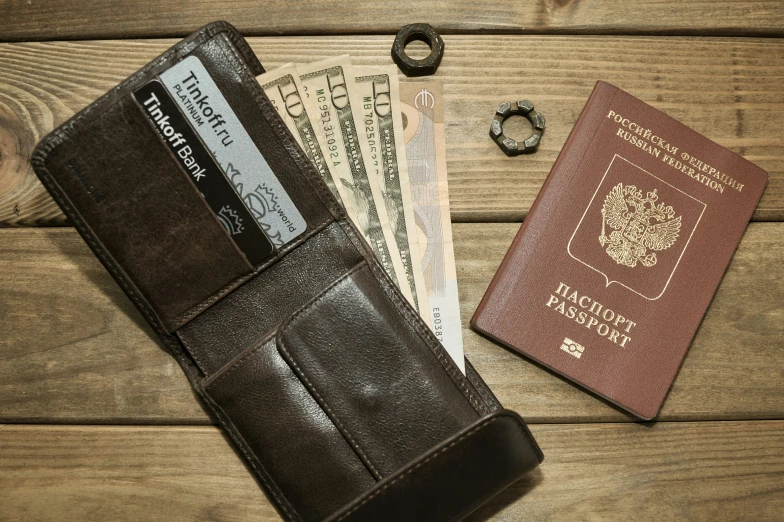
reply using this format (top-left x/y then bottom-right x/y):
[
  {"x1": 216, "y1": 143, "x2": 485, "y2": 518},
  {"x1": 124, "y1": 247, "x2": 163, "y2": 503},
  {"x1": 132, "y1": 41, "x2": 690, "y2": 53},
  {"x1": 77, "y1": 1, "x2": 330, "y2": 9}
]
[
  {"x1": 392, "y1": 23, "x2": 445, "y2": 77},
  {"x1": 489, "y1": 99, "x2": 546, "y2": 156}
]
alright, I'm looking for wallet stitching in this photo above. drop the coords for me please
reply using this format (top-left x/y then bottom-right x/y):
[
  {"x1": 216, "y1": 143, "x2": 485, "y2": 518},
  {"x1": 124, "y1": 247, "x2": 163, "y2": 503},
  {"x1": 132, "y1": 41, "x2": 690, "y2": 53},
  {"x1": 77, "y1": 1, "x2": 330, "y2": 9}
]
[
  {"x1": 334, "y1": 412, "x2": 532, "y2": 521},
  {"x1": 276, "y1": 262, "x2": 384, "y2": 481},
  {"x1": 177, "y1": 332, "x2": 209, "y2": 376},
  {"x1": 204, "y1": 330, "x2": 278, "y2": 389},
  {"x1": 466, "y1": 365, "x2": 501, "y2": 411},
  {"x1": 198, "y1": 378, "x2": 301, "y2": 522},
  {"x1": 467, "y1": 370, "x2": 492, "y2": 407},
  {"x1": 222, "y1": 27, "x2": 265, "y2": 75}
]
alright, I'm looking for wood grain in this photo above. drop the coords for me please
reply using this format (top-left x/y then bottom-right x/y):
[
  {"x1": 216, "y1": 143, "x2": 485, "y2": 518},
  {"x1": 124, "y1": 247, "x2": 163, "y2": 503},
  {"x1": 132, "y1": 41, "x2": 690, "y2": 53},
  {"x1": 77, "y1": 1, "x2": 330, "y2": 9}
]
[
  {"x1": 0, "y1": 421, "x2": 781, "y2": 521},
  {"x1": 1, "y1": 35, "x2": 784, "y2": 225},
  {"x1": 0, "y1": 425, "x2": 276, "y2": 522},
  {"x1": 468, "y1": 420, "x2": 784, "y2": 522},
  {"x1": 1, "y1": 225, "x2": 781, "y2": 424},
  {"x1": 1, "y1": 1, "x2": 783, "y2": 41}
]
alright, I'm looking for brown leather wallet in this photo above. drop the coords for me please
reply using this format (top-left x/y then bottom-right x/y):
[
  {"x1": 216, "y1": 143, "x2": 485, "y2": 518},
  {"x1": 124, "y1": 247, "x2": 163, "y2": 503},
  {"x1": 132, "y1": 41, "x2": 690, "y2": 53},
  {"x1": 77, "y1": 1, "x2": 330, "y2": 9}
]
[{"x1": 30, "y1": 22, "x2": 543, "y2": 522}]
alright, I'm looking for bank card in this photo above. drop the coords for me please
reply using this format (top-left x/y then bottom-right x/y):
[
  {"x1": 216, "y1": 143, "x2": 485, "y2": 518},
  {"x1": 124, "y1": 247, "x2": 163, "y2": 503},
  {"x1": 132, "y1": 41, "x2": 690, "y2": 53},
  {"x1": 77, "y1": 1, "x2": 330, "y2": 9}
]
[{"x1": 134, "y1": 55, "x2": 307, "y2": 264}]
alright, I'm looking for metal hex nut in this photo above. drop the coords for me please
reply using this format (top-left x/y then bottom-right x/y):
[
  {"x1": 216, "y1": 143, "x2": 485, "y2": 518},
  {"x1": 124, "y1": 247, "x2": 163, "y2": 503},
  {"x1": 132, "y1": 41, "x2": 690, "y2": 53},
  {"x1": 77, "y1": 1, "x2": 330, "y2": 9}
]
[
  {"x1": 490, "y1": 100, "x2": 546, "y2": 156},
  {"x1": 392, "y1": 23, "x2": 445, "y2": 77}
]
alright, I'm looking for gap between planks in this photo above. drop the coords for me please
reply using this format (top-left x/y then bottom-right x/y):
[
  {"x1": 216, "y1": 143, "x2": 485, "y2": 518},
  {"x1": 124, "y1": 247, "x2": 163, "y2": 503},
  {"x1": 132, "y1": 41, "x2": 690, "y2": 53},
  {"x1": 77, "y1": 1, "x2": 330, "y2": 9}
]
[{"x1": 1, "y1": 35, "x2": 784, "y2": 225}]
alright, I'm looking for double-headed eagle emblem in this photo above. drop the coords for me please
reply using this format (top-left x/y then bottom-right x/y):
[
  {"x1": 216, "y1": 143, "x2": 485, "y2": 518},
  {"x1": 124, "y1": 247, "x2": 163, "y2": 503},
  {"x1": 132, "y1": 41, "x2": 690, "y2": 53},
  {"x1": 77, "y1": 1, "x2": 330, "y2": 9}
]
[{"x1": 599, "y1": 183, "x2": 681, "y2": 268}]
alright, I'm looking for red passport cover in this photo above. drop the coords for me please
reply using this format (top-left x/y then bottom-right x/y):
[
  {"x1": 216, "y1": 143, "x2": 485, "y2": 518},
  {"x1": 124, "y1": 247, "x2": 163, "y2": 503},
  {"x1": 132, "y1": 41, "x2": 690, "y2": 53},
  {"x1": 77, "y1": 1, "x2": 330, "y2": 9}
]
[{"x1": 471, "y1": 81, "x2": 768, "y2": 419}]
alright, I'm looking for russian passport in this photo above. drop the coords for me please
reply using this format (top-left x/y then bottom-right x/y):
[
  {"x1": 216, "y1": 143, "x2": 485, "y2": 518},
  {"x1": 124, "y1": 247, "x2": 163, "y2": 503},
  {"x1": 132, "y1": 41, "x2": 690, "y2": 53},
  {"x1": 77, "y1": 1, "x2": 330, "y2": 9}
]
[{"x1": 472, "y1": 81, "x2": 768, "y2": 419}]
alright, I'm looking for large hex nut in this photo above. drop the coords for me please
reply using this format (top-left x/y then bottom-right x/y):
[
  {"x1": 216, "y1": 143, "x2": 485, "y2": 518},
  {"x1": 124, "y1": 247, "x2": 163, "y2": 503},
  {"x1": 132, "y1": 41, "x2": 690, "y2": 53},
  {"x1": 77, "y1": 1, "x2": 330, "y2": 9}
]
[
  {"x1": 490, "y1": 100, "x2": 546, "y2": 156},
  {"x1": 392, "y1": 23, "x2": 445, "y2": 77}
]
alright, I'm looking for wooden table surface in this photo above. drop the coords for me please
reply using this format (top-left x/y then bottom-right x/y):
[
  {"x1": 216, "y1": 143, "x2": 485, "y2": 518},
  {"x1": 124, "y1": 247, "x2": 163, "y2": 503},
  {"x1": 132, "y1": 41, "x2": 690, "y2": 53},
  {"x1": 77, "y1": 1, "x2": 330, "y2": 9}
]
[{"x1": 1, "y1": 2, "x2": 783, "y2": 521}]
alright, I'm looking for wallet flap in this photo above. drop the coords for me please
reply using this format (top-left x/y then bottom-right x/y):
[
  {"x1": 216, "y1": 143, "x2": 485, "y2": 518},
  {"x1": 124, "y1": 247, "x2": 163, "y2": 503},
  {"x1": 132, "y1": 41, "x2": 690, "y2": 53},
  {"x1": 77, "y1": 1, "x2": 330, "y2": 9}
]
[{"x1": 277, "y1": 262, "x2": 486, "y2": 478}]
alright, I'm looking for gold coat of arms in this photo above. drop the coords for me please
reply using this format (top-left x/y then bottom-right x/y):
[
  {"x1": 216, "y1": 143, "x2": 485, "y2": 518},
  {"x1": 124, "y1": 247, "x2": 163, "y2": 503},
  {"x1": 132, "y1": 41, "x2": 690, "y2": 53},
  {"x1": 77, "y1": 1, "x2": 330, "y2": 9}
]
[{"x1": 599, "y1": 183, "x2": 682, "y2": 268}]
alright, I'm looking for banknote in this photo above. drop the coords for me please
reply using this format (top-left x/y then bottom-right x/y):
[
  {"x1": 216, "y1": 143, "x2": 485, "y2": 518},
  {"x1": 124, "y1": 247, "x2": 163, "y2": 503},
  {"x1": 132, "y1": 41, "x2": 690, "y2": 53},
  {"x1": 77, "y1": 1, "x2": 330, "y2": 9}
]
[
  {"x1": 399, "y1": 81, "x2": 465, "y2": 373},
  {"x1": 297, "y1": 56, "x2": 414, "y2": 304},
  {"x1": 256, "y1": 64, "x2": 344, "y2": 205},
  {"x1": 354, "y1": 65, "x2": 430, "y2": 319}
]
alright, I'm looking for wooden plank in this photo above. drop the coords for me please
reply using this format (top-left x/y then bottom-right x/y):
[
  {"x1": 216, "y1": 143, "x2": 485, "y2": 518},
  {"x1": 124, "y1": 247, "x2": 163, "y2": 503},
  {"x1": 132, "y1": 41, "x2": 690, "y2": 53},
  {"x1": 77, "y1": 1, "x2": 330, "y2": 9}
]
[
  {"x1": 469, "y1": 421, "x2": 784, "y2": 522},
  {"x1": 1, "y1": 224, "x2": 781, "y2": 424},
  {"x1": 1, "y1": 1, "x2": 783, "y2": 41},
  {"x1": 0, "y1": 424, "x2": 277, "y2": 521},
  {"x1": 1, "y1": 35, "x2": 784, "y2": 226},
  {"x1": 0, "y1": 421, "x2": 781, "y2": 521},
  {"x1": 0, "y1": 228, "x2": 208, "y2": 423}
]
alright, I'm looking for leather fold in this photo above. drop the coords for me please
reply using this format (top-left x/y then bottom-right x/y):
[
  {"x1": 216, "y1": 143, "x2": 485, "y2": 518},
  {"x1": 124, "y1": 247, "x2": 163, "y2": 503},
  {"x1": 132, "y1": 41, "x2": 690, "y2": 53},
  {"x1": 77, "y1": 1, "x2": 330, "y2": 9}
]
[{"x1": 325, "y1": 409, "x2": 543, "y2": 522}]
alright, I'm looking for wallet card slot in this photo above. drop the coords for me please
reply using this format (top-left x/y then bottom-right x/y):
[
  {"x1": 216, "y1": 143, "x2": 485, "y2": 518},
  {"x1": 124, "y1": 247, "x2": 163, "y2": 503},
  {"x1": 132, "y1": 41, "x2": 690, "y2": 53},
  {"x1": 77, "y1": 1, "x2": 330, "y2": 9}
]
[
  {"x1": 277, "y1": 262, "x2": 482, "y2": 478},
  {"x1": 34, "y1": 29, "x2": 342, "y2": 335},
  {"x1": 177, "y1": 221, "x2": 364, "y2": 376},
  {"x1": 39, "y1": 94, "x2": 255, "y2": 332},
  {"x1": 203, "y1": 336, "x2": 375, "y2": 522},
  {"x1": 132, "y1": 78, "x2": 275, "y2": 266}
]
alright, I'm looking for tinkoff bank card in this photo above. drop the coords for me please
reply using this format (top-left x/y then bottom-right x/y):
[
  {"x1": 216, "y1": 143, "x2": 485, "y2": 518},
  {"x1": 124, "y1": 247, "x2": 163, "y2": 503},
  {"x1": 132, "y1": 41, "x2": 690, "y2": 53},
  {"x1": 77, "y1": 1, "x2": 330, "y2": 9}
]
[
  {"x1": 133, "y1": 80, "x2": 274, "y2": 265},
  {"x1": 159, "y1": 56, "x2": 307, "y2": 247}
]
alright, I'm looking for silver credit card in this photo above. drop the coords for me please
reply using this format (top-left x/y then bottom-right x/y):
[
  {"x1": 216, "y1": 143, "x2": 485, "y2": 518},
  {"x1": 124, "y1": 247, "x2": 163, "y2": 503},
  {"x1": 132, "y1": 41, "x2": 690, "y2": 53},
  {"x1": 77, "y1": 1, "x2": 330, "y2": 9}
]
[{"x1": 160, "y1": 56, "x2": 306, "y2": 246}]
